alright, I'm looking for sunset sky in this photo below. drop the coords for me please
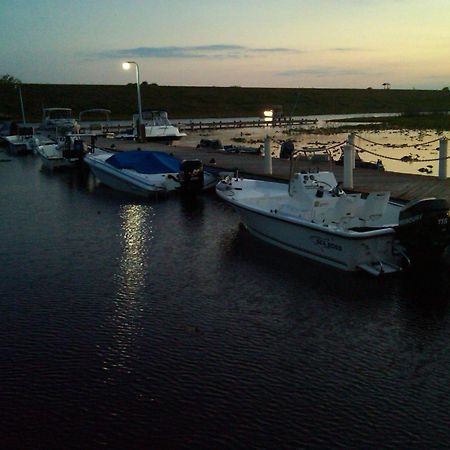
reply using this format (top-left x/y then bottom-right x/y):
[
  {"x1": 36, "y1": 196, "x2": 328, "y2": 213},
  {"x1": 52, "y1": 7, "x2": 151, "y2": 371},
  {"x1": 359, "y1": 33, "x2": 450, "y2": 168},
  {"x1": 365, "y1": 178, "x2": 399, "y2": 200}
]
[{"x1": 1, "y1": 0, "x2": 449, "y2": 89}]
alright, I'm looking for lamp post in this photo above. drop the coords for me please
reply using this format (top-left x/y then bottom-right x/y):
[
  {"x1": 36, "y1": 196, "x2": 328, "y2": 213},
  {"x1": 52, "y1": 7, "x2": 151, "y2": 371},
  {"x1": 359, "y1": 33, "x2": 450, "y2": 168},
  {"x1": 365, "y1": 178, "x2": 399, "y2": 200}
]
[
  {"x1": 122, "y1": 61, "x2": 143, "y2": 140},
  {"x1": 16, "y1": 84, "x2": 26, "y2": 125}
]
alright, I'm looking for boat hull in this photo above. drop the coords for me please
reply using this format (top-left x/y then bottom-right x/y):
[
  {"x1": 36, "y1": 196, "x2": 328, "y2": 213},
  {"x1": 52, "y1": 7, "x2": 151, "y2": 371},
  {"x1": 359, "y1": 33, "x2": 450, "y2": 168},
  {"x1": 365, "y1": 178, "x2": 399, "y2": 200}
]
[
  {"x1": 231, "y1": 202, "x2": 398, "y2": 272},
  {"x1": 87, "y1": 164, "x2": 167, "y2": 197},
  {"x1": 216, "y1": 177, "x2": 402, "y2": 274},
  {"x1": 36, "y1": 145, "x2": 78, "y2": 170},
  {"x1": 84, "y1": 153, "x2": 177, "y2": 197},
  {"x1": 143, "y1": 125, "x2": 186, "y2": 142},
  {"x1": 4, "y1": 136, "x2": 34, "y2": 155}
]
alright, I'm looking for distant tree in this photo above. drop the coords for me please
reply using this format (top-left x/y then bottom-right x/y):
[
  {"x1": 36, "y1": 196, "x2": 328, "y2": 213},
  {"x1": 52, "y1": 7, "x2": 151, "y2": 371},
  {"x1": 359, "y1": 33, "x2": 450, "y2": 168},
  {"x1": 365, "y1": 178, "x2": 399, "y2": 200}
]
[
  {"x1": 141, "y1": 81, "x2": 148, "y2": 86},
  {"x1": 0, "y1": 74, "x2": 22, "y2": 85},
  {"x1": 367, "y1": 87, "x2": 373, "y2": 90},
  {"x1": 382, "y1": 82, "x2": 391, "y2": 90},
  {"x1": 443, "y1": 86, "x2": 449, "y2": 92}
]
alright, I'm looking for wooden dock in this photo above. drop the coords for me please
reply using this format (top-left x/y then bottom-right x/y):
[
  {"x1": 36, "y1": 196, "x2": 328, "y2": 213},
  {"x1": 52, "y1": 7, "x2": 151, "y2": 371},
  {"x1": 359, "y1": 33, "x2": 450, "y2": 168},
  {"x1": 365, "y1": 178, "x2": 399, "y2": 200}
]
[
  {"x1": 176, "y1": 117, "x2": 317, "y2": 131},
  {"x1": 92, "y1": 137, "x2": 450, "y2": 202},
  {"x1": 90, "y1": 117, "x2": 317, "y2": 135}
]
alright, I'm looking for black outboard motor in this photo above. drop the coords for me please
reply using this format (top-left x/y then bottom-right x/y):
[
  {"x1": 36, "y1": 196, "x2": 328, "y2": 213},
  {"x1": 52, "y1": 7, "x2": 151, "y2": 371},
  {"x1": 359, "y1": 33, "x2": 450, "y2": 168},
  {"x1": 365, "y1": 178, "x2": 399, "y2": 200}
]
[
  {"x1": 280, "y1": 140, "x2": 295, "y2": 159},
  {"x1": 396, "y1": 198, "x2": 450, "y2": 264},
  {"x1": 178, "y1": 159, "x2": 204, "y2": 193},
  {"x1": 63, "y1": 137, "x2": 86, "y2": 159}
]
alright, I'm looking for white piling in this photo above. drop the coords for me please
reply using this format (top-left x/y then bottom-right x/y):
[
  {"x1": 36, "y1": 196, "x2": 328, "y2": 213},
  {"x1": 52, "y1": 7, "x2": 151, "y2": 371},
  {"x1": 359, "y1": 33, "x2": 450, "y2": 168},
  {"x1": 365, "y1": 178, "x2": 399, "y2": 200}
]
[
  {"x1": 348, "y1": 133, "x2": 356, "y2": 168},
  {"x1": 438, "y1": 138, "x2": 448, "y2": 180},
  {"x1": 343, "y1": 137, "x2": 354, "y2": 190},
  {"x1": 264, "y1": 135, "x2": 272, "y2": 175}
]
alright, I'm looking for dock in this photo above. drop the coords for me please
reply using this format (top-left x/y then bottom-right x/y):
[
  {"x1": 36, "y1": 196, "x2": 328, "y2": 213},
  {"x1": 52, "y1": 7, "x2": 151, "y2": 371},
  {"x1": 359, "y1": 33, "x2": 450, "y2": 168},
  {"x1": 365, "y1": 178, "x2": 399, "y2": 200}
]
[
  {"x1": 92, "y1": 137, "x2": 450, "y2": 203},
  {"x1": 176, "y1": 117, "x2": 317, "y2": 132},
  {"x1": 89, "y1": 117, "x2": 317, "y2": 135}
]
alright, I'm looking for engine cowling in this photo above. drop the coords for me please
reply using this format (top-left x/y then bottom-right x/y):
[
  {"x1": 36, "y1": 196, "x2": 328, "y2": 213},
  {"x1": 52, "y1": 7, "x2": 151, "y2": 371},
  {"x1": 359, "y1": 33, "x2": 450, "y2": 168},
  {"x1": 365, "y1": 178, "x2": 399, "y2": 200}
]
[
  {"x1": 396, "y1": 198, "x2": 450, "y2": 264},
  {"x1": 178, "y1": 159, "x2": 204, "y2": 193}
]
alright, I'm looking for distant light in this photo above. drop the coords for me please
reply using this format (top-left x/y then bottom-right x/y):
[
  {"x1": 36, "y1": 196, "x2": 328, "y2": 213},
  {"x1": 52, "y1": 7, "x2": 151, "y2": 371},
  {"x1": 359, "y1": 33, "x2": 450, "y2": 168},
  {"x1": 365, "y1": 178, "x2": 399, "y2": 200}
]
[
  {"x1": 264, "y1": 110, "x2": 273, "y2": 118},
  {"x1": 122, "y1": 62, "x2": 131, "y2": 70}
]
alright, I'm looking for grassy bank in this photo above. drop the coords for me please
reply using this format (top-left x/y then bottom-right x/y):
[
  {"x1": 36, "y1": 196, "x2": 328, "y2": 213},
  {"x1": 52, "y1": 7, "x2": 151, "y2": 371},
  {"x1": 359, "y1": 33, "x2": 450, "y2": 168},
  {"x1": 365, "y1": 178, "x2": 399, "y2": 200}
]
[
  {"x1": 1, "y1": 84, "x2": 450, "y2": 122},
  {"x1": 328, "y1": 112, "x2": 450, "y2": 131}
]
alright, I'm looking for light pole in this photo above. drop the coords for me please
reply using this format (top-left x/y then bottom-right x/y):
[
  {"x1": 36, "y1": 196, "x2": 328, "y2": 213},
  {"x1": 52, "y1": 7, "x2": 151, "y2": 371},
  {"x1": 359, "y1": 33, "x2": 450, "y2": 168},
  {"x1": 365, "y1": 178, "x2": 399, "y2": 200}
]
[
  {"x1": 16, "y1": 84, "x2": 26, "y2": 125},
  {"x1": 122, "y1": 61, "x2": 143, "y2": 140}
]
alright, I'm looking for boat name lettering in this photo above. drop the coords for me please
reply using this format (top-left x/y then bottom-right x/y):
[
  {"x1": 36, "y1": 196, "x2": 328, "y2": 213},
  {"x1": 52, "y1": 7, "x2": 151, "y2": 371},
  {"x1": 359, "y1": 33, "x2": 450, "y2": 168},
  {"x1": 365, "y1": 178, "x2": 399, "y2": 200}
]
[{"x1": 310, "y1": 236, "x2": 342, "y2": 251}]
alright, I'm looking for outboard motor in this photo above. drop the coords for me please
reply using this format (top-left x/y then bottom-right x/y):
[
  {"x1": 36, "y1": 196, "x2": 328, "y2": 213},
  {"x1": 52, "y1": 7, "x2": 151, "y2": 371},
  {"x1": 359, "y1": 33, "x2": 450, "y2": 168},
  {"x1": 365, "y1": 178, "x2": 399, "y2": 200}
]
[
  {"x1": 178, "y1": 159, "x2": 204, "y2": 193},
  {"x1": 62, "y1": 137, "x2": 86, "y2": 159},
  {"x1": 396, "y1": 198, "x2": 450, "y2": 264},
  {"x1": 280, "y1": 140, "x2": 295, "y2": 159}
]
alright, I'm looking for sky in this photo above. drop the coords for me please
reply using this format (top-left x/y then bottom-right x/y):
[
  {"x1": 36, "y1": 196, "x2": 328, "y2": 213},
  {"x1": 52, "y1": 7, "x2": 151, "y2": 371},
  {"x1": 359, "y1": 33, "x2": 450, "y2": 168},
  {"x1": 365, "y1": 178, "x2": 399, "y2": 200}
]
[{"x1": 1, "y1": 0, "x2": 449, "y2": 89}]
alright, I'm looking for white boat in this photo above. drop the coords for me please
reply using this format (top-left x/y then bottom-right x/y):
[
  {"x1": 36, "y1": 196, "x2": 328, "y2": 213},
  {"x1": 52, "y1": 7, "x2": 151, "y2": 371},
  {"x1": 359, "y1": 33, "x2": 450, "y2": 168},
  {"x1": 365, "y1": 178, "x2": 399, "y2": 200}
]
[
  {"x1": 3, "y1": 129, "x2": 35, "y2": 154},
  {"x1": 85, "y1": 149, "x2": 219, "y2": 197},
  {"x1": 39, "y1": 108, "x2": 77, "y2": 136},
  {"x1": 79, "y1": 109, "x2": 113, "y2": 136},
  {"x1": 133, "y1": 110, "x2": 186, "y2": 143},
  {"x1": 36, "y1": 135, "x2": 87, "y2": 170},
  {"x1": 216, "y1": 170, "x2": 450, "y2": 275}
]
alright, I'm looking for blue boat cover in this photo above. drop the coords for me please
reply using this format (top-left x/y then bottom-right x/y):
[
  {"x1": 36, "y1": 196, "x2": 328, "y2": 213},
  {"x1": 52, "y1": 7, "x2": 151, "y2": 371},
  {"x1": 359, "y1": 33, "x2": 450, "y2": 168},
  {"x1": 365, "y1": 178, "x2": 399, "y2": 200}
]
[{"x1": 106, "y1": 150, "x2": 181, "y2": 174}]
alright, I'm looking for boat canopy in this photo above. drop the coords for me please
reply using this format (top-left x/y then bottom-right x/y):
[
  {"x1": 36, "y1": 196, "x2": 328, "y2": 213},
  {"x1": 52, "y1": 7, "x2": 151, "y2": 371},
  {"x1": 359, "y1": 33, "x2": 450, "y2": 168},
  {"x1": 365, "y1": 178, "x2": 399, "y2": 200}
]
[
  {"x1": 79, "y1": 109, "x2": 111, "y2": 121},
  {"x1": 43, "y1": 108, "x2": 73, "y2": 119},
  {"x1": 106, "y1": 150, "x2": 181, "y2": 174}
]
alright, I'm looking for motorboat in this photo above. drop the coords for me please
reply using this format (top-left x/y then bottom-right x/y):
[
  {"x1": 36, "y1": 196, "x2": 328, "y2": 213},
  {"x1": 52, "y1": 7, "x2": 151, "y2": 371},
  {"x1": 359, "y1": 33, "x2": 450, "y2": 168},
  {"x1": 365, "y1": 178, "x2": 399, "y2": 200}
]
[
  {"x1": 79, "y1": 109, "x2": 113, "y2": 137},
  {"x1": 197, "y1": 139, "x2": 225, "y2": 152},
  {"x1": 335, "y1": 152, "x2": 384, "y2": 170},
  {"x1": 39, "y1": 108, "x2": 77, "y2": 135},
  {"x1": 216, "y1": 170, "x2": 450, "y2": 275},
  {"x1": 133, "y1": 110, "x2": 186, "y2": 143},
  {"x1": 36, "y1": 135, "x2": 87, "y2": 170},
  {"x1": 84, "y1": 149, "x2": 220, "y2": 197},
  {"x1": 3, "y1": 126, "x2": 35, "y2": 154}
]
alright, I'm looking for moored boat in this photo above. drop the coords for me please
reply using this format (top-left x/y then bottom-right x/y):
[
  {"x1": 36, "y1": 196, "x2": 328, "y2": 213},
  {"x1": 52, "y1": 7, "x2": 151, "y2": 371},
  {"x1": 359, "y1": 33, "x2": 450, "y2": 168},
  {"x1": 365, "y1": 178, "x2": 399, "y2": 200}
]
[
  {"x1": 84, "y1": 149, "x2": 219, "y2": 197},
  {"x1": 216, "y1": 170, "x2": 450, "y2": 275},
  {"x1": 36, "y1": 135, "x2": 87, "y2": 170},
  {"x1": 3, "y1": 127, "x2": 35, "y2": 155},
  {"x1": 134, "y1": 110, "x2": 186, "y2": 143}
]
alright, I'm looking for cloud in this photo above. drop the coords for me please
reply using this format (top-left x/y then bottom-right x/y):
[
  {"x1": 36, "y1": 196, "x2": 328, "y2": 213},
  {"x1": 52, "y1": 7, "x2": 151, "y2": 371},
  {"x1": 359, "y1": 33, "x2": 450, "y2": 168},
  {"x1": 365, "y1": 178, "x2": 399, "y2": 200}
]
[
  {"x1": 327, "y1": 47, "x2": 364, "y2": 52},
  {"x1": 96, "y1": 45, "x2": 298, "y2": 60},
  {"x1": 276, "y1": 67, "x2": 385, "y2": 77}
]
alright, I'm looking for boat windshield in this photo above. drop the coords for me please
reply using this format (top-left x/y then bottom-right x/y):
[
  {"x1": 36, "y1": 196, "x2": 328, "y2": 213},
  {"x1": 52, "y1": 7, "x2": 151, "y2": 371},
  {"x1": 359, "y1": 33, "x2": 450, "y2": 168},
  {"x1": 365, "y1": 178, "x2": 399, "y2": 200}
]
[
  {"x1": 142, "y1": 111, "x2": 171, "y2": 126},
  {"x1": 45, "y1": 109, "x2": 73, "y2": 119}
]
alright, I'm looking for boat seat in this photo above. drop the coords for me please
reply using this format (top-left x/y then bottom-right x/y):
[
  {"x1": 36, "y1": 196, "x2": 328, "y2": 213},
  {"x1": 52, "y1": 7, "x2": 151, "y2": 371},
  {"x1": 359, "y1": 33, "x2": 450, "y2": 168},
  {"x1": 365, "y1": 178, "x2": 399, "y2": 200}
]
[
  {"x1": 358, "y1": 192, "x2": 390, "y2": 223},
  {"x1": 327, "y1": 193, "x2": 361, "y2": 225}
]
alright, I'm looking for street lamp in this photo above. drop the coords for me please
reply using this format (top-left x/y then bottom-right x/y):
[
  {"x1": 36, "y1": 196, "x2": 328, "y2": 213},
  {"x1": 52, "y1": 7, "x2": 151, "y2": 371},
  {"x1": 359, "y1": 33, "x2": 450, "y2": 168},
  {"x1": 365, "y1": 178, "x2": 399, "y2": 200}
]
[
  {"x1": 122, "y1": 61, "x2": 143, "y2": 140},
  {"x1": 15, "y1": 84, "x2": 26, "y2": 125}
]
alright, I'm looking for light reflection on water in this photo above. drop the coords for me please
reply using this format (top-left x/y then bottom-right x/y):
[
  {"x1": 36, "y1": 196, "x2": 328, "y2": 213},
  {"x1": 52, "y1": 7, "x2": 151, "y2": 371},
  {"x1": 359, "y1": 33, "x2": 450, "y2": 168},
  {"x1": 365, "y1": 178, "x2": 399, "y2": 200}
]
[{"x1": 105, "y1": 204, "x2": 154, "y2": 373}]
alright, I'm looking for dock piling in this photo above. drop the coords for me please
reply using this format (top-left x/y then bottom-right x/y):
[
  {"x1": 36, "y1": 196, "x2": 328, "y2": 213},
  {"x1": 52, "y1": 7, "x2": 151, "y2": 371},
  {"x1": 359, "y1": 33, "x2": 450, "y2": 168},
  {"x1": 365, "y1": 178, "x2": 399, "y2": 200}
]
[
  {"x1": 343, "y1": 134, "x2": 354, "y2": 189},
  {"x1": 439, "y1": 138, "x2": 448, "y2": 180},
  {"x1": 264, "y1": 135, "x2": 272, "y2": 175}
]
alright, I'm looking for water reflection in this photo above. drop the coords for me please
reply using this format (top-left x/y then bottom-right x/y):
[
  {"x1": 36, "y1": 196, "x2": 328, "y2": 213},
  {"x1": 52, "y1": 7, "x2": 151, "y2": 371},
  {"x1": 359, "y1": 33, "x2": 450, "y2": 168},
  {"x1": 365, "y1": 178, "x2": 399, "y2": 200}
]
[
  {"x1": 104, "y1": 204, "x2": 154, "y2": 374},
  {"x1": 118, "y1": 204, "x2": 152, "y2": 296}
]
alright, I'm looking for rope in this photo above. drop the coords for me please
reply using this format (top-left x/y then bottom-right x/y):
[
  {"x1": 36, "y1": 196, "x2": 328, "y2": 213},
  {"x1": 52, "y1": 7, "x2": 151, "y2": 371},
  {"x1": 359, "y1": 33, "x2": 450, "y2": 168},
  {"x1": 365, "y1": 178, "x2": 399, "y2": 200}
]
[
  {"x1": 353, "y1": 143, "x2": 450, "y2": 162},
  {"x1": 355, "y1": 134, "x2": 442, "y2": 148}
]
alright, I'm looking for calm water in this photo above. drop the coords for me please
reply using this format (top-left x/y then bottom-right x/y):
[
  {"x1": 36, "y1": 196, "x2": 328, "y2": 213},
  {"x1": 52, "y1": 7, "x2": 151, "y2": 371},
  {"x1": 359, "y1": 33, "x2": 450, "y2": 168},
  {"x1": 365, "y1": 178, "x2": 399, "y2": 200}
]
[{"x1": 1, "y1": 152, "x2": 450, "y2": 449}]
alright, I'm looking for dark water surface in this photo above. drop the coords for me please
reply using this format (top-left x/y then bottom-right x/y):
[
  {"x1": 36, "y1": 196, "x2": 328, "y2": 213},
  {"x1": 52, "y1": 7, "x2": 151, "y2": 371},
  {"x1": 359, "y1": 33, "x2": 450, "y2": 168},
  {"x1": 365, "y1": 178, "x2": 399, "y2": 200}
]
[{"x1": 1, "y1": 153, "x2": 450, "y2": 449}]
